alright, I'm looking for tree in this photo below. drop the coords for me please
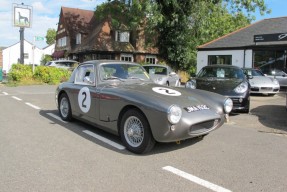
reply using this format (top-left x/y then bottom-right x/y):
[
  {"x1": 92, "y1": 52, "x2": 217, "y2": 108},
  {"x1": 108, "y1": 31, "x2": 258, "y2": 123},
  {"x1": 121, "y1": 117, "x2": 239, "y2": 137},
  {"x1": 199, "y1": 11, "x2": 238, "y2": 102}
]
[
  {"x1": 45, "y1": 28, "x2": 56, "y2": 45},
  {"x1": 153, "y1": 0, "x2": 270, "y2": 71}
]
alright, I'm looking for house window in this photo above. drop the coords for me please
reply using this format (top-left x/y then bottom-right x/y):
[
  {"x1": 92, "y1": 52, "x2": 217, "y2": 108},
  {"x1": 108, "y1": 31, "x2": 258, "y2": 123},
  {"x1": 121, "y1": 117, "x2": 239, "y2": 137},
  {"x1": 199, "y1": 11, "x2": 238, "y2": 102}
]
[
  {"x1": 145, "y1": 55, "x2": 156, "y2": 64},
  {"x1": 121, "y1": 54, "x2": 133, "y2": 62},
  {"x1": 76, "y1": 33, "x2": 81, "y2": 44},
  {"x1": 24, "y1": 53, "x2": 29, "y2": 59},
  {"x1": 208, "y1": 55, "x2": 232, "y2": 65},
  {"x1": 116, "y1": 31, "x2": 130, "y2": 43},
  {"x1": 57, "y1": 36, "x2": 67, "y2": 47}
]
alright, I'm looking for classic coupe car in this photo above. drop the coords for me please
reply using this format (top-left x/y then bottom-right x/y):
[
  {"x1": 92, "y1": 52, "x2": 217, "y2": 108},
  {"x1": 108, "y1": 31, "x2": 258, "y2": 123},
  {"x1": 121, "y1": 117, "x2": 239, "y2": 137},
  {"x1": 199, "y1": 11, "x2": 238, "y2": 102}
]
[
  {"x1": 186, "y1": 65, "x2": 250, "y2": 113},
  {"x1": 56, "y1": 60, "x2": 233, "y2": 154},
  {"x1": 242, "y1": 68, "x2": 280, "y2": 95},
  {"x1": 143, "y1": 64, "x2": 181, "y2": 86}
]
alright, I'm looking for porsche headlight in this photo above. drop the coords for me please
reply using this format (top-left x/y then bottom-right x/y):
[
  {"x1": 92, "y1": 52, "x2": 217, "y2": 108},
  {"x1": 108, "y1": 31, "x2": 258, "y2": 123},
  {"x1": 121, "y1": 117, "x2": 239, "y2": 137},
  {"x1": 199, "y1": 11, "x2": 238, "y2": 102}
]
[
  {"x1": 234, "y1": 82, "x2": 248, "y2": 93},
  {"x1": 273, "y1": 78, "x2": 279, "y2": 85},
  {"x1": 167, "y1": 105, "x2": 182, "y2": 124},
  {"x1": 185, "y1": 80, "x2": 196, "y2": 89},
  {"x1": 224, "y1": 98, "x2": 233, "y2": 113}
]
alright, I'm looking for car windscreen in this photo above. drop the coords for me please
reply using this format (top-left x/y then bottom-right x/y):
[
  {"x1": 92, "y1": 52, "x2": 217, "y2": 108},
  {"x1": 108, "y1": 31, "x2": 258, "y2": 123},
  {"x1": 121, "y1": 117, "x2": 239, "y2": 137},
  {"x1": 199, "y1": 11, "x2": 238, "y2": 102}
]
[
  {"x1": 244, "y1": 69, "x2": 264, "y2": 76},
  {"x1": 100, "y1": 63, "x2": 150, "y2": 81},
  {"x1": 198, "y1": 67, "x2": 244, "y2": 79},
  {"x1": 143, "y1": 66, "x2": 167, "y2": 75}
]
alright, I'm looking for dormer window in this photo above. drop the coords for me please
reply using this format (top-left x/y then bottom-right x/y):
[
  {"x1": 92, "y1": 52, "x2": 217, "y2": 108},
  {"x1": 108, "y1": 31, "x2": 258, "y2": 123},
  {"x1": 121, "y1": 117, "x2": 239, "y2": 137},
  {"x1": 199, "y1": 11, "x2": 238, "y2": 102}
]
[
  {"x1": 115, "y1": 31, "x2": 130, "y2": 43},
  {"x1": 76, "y1": 33, "x2": 81, "y2": 44}
]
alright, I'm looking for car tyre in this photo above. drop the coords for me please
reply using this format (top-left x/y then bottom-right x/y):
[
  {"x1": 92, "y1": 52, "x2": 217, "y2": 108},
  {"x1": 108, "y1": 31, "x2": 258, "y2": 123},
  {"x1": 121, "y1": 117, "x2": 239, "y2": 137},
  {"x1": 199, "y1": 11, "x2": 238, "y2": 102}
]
[
  {"x1": 58, "y1": 93, "x2": 73, "y2": 121},
  {"x1": 120, "y1": 109, "x2": 155, "y2": 154}
]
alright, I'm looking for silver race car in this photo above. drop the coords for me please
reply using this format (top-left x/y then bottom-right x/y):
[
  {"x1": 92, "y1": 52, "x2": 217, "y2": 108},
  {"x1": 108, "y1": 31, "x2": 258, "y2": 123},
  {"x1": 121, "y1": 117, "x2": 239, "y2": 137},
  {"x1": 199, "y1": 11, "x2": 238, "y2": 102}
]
[{"x1": 56, "y1": 60, "x2": 233, "y2": 154}]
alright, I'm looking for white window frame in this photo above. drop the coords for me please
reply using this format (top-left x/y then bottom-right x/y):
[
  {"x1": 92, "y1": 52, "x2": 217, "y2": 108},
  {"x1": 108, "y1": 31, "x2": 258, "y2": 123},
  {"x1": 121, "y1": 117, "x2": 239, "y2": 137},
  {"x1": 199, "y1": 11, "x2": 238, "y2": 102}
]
[
  {"x1": 145, "y1": 55, "x2": 156, "y2": 64},
  {"x1": 115, "y1": 31, "x2": 130, "y2": 43},
  {"x1": 57, "y1": 36, "x2": 67, "y2": 47},
  {"x1": 76, "y1": 33, "x2": 81, "y2": 45},
  {"x1": 120, "y1": 54, "x2": 133, "y2": 62}
]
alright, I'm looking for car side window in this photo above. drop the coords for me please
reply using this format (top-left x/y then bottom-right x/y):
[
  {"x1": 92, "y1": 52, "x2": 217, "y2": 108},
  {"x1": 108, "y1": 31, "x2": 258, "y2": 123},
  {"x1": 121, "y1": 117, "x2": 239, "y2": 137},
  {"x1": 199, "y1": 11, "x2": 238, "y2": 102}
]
[{"x1": 74, "y1": 64, "x2": 95, "y2": 86}]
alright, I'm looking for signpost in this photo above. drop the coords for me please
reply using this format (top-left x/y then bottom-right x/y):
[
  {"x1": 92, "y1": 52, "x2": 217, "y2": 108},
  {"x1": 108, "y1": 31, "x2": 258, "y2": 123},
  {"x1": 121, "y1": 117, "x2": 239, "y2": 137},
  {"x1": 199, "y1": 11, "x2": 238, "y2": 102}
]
[{"x1": 13, "y1": 3, "x2": 32, "y2": 64}]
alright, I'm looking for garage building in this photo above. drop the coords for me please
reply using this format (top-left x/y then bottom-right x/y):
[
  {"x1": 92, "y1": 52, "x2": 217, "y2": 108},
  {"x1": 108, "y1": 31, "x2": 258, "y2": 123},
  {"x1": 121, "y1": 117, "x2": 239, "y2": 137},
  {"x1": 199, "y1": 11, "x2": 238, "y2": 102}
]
[{"x1": 197, "y1": 17, "x2": 287, "y2": 80}]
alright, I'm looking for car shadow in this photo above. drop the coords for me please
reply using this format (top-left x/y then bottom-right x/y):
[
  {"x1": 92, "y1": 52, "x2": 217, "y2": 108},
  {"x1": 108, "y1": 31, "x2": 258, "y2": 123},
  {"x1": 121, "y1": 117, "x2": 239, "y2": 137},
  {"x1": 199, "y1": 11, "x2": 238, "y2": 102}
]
[
  {"x1": 39, "y1": 110, "x2": 202, "y2": 155},
  {"x1": 249, "y1": 105, "x2": 287, "y2": 132}
]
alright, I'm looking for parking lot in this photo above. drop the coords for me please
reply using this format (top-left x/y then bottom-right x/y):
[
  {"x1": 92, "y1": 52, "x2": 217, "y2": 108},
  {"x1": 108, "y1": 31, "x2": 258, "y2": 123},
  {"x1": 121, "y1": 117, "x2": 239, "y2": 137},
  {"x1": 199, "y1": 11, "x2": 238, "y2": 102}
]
[{"x1": 0, "y1": 85, "x2": 286, "y2": 192}]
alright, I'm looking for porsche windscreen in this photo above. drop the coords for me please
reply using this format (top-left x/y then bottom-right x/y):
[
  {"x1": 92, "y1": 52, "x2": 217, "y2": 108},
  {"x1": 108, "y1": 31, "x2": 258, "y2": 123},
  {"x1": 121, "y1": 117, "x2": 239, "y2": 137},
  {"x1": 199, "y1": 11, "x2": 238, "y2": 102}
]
[{"x1": 198, "y1": 67, "x2": 245, "y2": 79}]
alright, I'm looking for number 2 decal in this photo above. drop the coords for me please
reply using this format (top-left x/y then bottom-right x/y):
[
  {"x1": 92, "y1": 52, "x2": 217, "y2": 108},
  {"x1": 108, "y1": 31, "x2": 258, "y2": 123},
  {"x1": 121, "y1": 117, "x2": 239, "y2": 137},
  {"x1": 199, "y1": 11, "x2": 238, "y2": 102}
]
[
  {"x1": 152, "y1": 87, "x2": 181, "y2": 96},
  {"x1": 82, "y1": 92, "x2": 87, "y2": 108},
  {"x1": 78, "y1": 87, "x2": 91, "y2": 113}
]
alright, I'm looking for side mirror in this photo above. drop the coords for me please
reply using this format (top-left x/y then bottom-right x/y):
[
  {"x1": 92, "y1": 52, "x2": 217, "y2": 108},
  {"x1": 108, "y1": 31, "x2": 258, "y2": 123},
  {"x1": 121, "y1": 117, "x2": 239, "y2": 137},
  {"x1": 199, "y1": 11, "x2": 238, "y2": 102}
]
[
  {"x1": 170, "y1": 72, "x2": 176, "y2": 76},
  {"x1": 247, "y1": 75, "x2": 253, "y2": 79}
]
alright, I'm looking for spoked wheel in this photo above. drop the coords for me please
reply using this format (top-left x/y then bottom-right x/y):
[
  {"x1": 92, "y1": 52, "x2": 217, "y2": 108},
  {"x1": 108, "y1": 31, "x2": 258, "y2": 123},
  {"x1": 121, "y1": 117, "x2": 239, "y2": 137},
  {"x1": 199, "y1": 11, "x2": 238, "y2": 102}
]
[
  {"x1": 120, "y1": 109, "x2": 155, "y2": 154},
  {"x1": 58, "y1": 93, "x2": 73, "y2": 121}
]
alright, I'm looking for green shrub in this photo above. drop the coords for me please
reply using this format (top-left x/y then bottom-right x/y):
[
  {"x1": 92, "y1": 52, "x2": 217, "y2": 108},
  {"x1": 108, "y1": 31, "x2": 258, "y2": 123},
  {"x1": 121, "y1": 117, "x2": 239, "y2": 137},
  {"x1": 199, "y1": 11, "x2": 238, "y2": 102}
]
[
  {"x1": 7, "y1": 64, "x2": 72, "y2": 85},
  {"x1": 33, "y1": 66, "x2": 71, "y2": 84},
  {"x1": 8, "y1": 64, "x2": 33, "y2": 82}
]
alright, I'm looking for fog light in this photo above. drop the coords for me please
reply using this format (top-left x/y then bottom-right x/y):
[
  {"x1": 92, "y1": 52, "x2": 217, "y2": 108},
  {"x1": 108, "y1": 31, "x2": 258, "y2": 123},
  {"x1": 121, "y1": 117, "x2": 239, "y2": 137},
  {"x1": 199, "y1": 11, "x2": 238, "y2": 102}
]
[{"x1": 170, "y1": 125, "x2": 176, "y2": 131}]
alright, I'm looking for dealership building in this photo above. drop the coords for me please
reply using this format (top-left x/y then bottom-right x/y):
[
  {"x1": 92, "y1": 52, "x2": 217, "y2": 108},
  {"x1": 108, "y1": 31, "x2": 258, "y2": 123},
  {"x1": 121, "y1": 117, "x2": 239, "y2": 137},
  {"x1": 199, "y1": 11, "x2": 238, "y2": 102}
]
[{"x1": 197, "y1": 16, "x2": 287, "y2": 76}]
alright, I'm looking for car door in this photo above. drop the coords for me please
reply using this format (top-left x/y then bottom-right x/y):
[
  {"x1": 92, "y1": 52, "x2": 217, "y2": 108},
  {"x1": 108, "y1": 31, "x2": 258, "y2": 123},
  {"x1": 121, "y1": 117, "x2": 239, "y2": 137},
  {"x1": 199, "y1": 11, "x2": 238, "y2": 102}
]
[{"x1": 72, "y1": 63, "x2": 99, "y2": 123}]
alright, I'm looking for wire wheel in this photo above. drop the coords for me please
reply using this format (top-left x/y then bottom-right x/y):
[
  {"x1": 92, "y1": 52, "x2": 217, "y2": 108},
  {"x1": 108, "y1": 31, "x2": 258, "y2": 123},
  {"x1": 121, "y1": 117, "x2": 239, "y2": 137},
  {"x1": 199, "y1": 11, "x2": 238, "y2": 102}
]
[
  {"x1": 58, "y1": 93, "x2": 72, "y2": 121},
  {"x1": 120, "y1": 109, "x2": 155, "y2": 154},
  {"x1": 124, "y1": 116, "x2": 144, "y2": 147}
]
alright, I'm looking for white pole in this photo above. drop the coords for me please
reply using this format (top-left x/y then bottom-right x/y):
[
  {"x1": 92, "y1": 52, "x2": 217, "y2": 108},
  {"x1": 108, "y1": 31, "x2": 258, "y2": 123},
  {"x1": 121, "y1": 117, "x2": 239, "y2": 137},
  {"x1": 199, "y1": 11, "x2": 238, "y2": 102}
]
[{"x1": 32, "y1": 36, "x2": 35, "y2": 73}]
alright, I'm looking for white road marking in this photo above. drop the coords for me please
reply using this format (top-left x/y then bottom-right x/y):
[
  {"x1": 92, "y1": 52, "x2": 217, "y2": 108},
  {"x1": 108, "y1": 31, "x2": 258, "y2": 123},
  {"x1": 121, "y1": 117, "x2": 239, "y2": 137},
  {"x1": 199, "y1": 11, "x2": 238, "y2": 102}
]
[
  {"x1": 11, "y1": 96, "x2": 22, "y2": 101},
  {"x1": 47, "y1": 113, "x2": 67, "y2": 123},
  {"x1": 25, "y1": 102, "x2": 41, "y2": 110},
  {"x1": 162, "y1": 166, "x2": 232, "y2": 192},
  {"x1": 2, "y1": 92, "x2": 8, "y2": 95},
  {"x1": 83, "y1": 130, "x2": 126, "y2": 150}
]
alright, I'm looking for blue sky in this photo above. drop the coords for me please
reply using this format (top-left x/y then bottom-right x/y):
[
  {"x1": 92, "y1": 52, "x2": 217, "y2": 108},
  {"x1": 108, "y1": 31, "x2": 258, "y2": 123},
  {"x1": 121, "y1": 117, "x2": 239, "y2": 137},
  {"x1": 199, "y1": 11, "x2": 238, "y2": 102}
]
[{"x1": 0, "y1": 0, "x2": 286, "y2": 49}]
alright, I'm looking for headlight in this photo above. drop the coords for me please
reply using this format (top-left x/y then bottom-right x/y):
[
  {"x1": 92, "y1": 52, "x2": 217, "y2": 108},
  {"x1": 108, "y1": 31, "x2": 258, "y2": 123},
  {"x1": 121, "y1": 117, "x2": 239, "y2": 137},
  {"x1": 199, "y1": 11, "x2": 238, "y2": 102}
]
[
  {"x1": 156, "y1": 77, "x2": 163, "y2": 82},
  {"x1": 234, "y1": 82, "x2": 248, "y2": 93},
  {"x1": 273, "y1": 78, "x2": 279, "y2": 85},
  {"x1": 185, "y1": 80, "x2": 196, "y2": 89},
  {"x1": 224, "y1": 98, "x2": 233, "y2": 113},
  {"x1": 167, "y1": 105, "x2": 182, "y2": 124}
]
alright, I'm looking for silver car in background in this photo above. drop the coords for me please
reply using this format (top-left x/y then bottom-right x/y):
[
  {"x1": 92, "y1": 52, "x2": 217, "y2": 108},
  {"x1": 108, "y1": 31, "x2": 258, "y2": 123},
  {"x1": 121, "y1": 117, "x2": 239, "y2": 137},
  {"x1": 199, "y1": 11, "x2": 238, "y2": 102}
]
[
  {"x1": 143, "y1": 64, "x2": 181, "y2": 86},
  {"x1": 243, "y1": 68, "x2": 280, "y2": 96},
  {"x1": 45, "y1": 60, "x2": 79, "y2": 70}
]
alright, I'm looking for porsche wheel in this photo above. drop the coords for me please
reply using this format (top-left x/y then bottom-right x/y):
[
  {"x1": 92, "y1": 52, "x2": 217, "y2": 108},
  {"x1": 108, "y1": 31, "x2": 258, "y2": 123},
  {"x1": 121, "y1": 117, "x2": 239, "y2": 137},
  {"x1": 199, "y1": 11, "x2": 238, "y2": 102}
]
[
  {"x1": 59, "y1": 93, "x2": 73, "y2": 121},
  {"x1": 120, "y1": 109, "x2": 155, "y2": 154}
]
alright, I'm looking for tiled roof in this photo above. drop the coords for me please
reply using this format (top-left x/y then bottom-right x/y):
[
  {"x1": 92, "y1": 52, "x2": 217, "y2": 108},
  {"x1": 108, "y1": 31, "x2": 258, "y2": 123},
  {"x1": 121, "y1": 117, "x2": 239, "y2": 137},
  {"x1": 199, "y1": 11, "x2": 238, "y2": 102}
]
[
  {"x1": 61, "y1": 7, "x2": 94, "y2": 34},
  {"x1": 198, "y1": 16, "x2": 287, "y2": 49}
]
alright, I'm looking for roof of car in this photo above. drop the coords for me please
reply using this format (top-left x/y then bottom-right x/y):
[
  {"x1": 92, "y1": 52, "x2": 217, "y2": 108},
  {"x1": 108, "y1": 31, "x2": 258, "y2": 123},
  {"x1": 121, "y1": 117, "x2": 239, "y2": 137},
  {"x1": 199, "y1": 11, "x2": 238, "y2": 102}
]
[{"x1": 203, "y1": 64, "x2": 241, "y2": 69}]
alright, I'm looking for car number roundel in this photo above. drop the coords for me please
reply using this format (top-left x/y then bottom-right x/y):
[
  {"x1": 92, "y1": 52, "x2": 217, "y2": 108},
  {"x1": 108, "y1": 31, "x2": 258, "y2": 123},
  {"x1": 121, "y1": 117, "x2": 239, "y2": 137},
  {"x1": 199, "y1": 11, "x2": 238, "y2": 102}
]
[
  {"x1": 78, "y1": 87, "x2": 91, "y2": 113},
  {"x1": 152, "y1": 87, "x2": 181, "y2": 96}
]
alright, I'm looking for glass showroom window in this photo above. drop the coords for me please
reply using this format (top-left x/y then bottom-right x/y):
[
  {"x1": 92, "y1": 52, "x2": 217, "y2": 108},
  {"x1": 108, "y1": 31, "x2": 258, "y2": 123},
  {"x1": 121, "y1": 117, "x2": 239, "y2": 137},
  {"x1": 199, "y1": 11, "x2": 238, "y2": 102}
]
[
  {"x1": 253, "y1": 50, "x2": 286, "y2": 75},
  {"x1": 208, "y1": 55, "x2": 232, "y2": 65},
  {"x1": 145, "y1": 55, "x2": 156, "y2": 64},
  {"x1": 121, "y1": 54, "x2": 133, "y2": 62}
]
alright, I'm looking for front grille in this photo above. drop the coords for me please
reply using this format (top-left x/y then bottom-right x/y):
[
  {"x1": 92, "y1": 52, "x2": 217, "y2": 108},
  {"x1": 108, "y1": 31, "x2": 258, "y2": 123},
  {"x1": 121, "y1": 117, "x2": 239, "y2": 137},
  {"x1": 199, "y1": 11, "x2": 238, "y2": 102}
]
[
  {"x1": 261, "y1": 87, "x2": 272, "y2": 91},
  {"x1": 189, "y1": 119, "x2": 221, "y2": 135}
]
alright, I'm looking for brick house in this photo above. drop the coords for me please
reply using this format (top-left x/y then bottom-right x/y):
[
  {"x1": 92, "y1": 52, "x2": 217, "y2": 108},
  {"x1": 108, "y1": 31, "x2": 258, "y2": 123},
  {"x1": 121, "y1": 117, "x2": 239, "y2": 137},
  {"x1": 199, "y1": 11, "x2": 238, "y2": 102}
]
[{"x1": 53, "y1": 6, "x2": 159, "y2": 64}]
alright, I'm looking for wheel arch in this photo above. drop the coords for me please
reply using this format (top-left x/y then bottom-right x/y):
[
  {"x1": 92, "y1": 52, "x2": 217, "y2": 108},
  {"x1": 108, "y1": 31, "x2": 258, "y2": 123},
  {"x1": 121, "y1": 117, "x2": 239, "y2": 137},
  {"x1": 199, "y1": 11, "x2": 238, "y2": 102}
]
[{"x1": 117, "y1": 105, "x2": 151, "y2": 135}]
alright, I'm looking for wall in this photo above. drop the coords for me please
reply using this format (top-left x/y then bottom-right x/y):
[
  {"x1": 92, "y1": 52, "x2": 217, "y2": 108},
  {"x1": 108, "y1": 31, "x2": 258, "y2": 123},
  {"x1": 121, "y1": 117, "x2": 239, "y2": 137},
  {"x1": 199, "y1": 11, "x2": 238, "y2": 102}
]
[
  {"x1": 2, "y1": 41, "x2": 53, "y2": 73},
  {"x1": 197, "y1": 49, "x2": 253, "y2": 73}
]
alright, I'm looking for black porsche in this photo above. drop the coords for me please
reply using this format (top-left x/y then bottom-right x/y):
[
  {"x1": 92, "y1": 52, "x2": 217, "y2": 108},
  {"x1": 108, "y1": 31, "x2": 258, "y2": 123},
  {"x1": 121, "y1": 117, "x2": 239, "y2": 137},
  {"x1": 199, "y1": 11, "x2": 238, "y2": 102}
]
[{"x1": 185, "y1": 65, "x2": 251, "y2": 113}]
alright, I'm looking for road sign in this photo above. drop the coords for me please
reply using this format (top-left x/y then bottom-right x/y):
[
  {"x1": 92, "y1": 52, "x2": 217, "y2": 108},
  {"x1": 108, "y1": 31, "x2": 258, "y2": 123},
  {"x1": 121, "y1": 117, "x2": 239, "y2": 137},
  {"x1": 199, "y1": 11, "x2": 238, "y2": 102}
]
[{"x1": 34, "y1": 36, "x2": 45, "y2": 41}]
